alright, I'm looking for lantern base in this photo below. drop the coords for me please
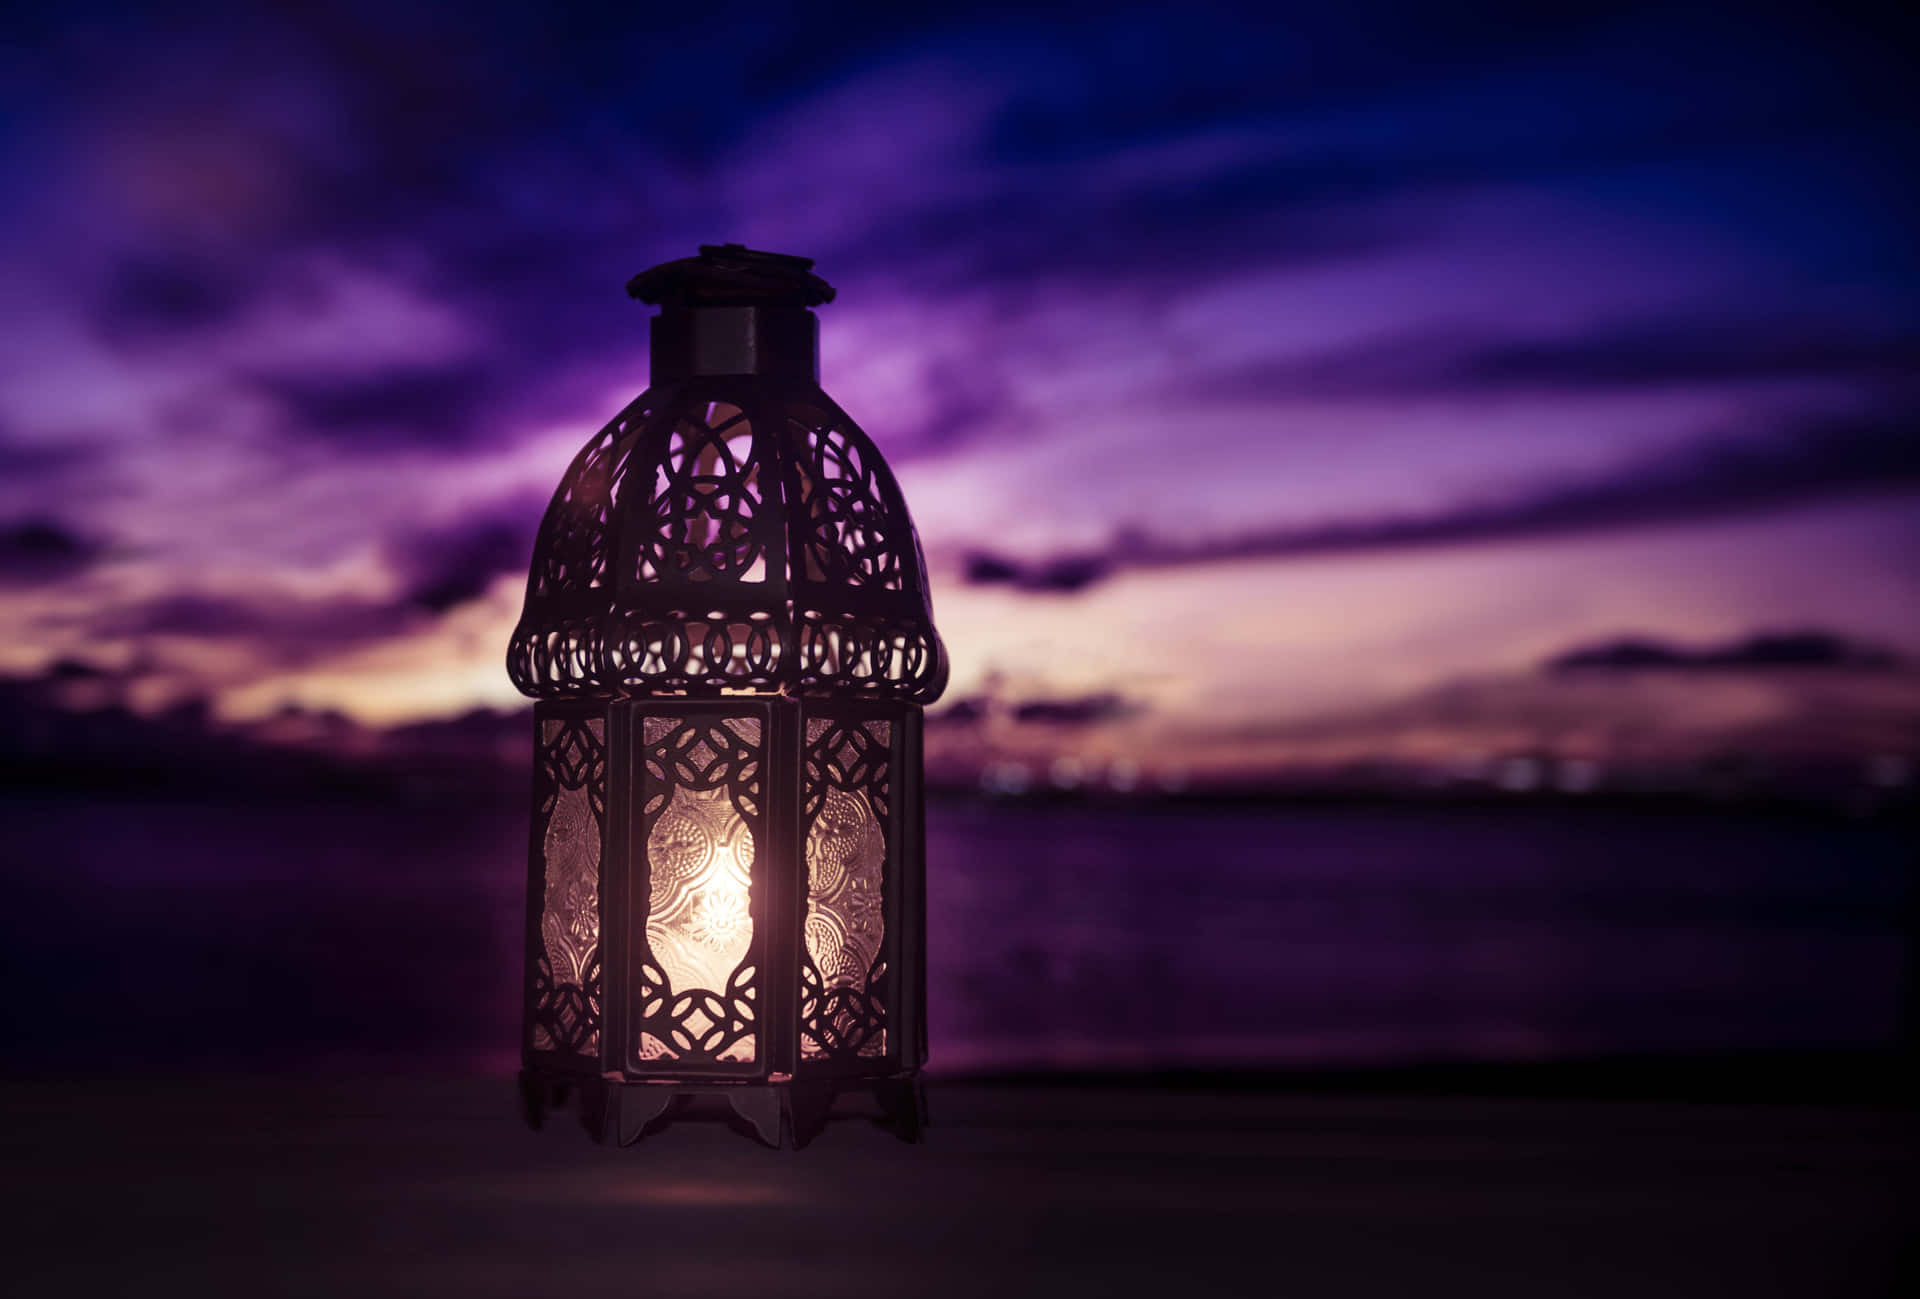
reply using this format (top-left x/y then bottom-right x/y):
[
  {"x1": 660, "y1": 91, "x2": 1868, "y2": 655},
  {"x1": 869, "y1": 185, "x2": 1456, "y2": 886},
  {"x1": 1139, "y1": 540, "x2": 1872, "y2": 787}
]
[{"x1": 518, "y1": 1068, "x2": 927, "y2": 1149}]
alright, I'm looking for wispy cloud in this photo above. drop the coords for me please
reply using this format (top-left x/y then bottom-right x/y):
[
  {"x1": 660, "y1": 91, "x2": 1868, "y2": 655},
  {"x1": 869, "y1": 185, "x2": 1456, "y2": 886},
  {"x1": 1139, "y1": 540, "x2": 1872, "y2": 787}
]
[{"x1": 958, "y1": 406, "x2": 1920, "y2": 590}]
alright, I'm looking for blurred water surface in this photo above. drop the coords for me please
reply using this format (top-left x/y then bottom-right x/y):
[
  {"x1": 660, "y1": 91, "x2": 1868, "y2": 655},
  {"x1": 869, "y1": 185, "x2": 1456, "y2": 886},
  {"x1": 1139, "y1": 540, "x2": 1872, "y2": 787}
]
[{"x1": 0, "y1": 793, "x2": 1906, "y2": 1072}]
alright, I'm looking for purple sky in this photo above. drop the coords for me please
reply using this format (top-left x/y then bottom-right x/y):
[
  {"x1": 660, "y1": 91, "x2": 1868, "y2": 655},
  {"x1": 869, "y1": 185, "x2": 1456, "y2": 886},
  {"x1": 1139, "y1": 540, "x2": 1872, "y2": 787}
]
[{"x1": 2, "y1": 1, "x2": 1915, "y2": 782}]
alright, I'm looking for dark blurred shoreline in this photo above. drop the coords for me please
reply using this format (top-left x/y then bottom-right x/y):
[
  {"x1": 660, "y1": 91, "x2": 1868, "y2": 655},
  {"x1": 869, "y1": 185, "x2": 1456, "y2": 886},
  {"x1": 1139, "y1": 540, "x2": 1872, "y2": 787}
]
[
  {"x1": 5, "y1": 760, "x2": 1915, "y2": 823},
  {"x1": 6, "y1": 664, "x2": 1915, "y2": 818}
]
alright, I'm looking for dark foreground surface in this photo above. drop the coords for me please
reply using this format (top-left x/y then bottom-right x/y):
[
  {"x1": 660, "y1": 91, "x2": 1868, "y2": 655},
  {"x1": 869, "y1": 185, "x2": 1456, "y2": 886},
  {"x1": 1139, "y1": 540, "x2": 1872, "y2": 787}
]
[{"x1": 2, "y1": 1075, "x2": 1910, "y2": 1297}]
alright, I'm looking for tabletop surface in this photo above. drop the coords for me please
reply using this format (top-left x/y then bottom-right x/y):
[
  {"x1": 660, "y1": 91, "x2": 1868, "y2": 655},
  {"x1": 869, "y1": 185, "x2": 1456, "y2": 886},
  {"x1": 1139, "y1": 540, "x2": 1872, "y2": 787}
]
[{"x1": 2, "y1": 1075, "x2": 1910, "y2": 1298}]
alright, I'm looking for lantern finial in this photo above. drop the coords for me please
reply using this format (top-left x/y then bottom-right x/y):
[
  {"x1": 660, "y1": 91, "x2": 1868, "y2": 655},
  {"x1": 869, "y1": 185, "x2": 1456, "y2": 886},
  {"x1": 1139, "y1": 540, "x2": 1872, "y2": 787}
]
[{"x1": 627, "y1": 243, "x2": 836, "y2": 309}]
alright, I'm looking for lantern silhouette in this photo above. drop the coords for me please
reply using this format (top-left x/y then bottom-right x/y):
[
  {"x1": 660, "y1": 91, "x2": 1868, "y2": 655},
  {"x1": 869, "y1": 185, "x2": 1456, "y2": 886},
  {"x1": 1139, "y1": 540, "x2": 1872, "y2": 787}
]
[{"x1": 507, "y1": 245, "x2": 947, "y2": 1147}]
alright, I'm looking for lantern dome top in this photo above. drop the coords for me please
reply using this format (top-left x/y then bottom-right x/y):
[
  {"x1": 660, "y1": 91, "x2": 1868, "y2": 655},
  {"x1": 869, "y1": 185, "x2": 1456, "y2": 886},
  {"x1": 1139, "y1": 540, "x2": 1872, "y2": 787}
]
[
  {"x1": 508, "y1": 247, "x2": 947, "y2": 705},
  {"x1": 628, "y1": 243, "x2": 837, "y2": 309}
]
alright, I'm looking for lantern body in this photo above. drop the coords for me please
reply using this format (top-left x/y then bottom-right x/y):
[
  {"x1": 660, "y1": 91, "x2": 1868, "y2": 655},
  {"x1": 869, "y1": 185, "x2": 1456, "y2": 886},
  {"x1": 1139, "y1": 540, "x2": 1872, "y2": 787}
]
[{"x1": 508, "y1": 247, "x2": 944, "y2": 1147}]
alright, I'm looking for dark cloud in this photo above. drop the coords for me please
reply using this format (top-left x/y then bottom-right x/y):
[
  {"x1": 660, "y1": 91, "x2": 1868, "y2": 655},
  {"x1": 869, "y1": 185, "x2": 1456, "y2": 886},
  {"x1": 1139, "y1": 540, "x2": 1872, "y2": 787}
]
[
  {"x1": 250, "y1": 361, "x2": 503, "y2": 448},
  {"x1": 800, "y1": 4, "x2": 1918, "y2": 306},
  {"x1": 20, "y1": 0, "x2": 1914, "y2": 486},
  {"x1": 45, "y1": 657, "x2": 112, "y2": 681},
  {"x1": 92, "y1": 591, "x2": 421, "y2": 661},
  {"x1": 964, "y1": 550, "x2": 1109, "y2": 593},
  {"x1": 818, "y1": 159, "x2": 1415, "y2": 309},
  {"x1": 108, "y1": 594, "x2": 287, "y2": 639},
  {"x1": 94, "y1": 255, "x2": 251, "y2": 345},
  {"x1": 1548, "y1": 630, "x2": 1901, "y2": 673},
  {"x1": 959, "y1": 406, "x2": 1920, "y2": 589},
  {"x1": 1010, "y1": 692, "x2": 1135, "y2": 725},
  {"x1": 387, "y1": 497, "x2": 542, "y2": 613},
  {"x1": 0, "y1": 518, "x2": 102, "y2": 585},
  {"x1": 927, "y1": 691, "x2": 1138, "y2": 727},
  {"x1": 0, "y1": 439, "x2": 91, "y2": 479},
  {"x1": 1449, "y1": 324, "x2": 1920, "y2": 393},
  {"x1": 47, "y1": 1, "x2": 1885, "y2": 468},
  {"x1": 0, "y1": 659, "x2": 522, "y2": 804},
  {"x1": 1195, "y1": 319, "x2": 1920, "y2": 403},
  {"x1": 926, "y1": 696, "x2": 990, "y2": 726}
]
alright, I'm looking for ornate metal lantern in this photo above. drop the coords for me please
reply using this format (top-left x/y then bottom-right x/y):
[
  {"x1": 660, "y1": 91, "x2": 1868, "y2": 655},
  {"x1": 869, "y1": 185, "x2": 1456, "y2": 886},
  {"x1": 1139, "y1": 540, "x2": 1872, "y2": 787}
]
[{"x1": 507, "y1": 245, "x2": 947, "y2": 1148}]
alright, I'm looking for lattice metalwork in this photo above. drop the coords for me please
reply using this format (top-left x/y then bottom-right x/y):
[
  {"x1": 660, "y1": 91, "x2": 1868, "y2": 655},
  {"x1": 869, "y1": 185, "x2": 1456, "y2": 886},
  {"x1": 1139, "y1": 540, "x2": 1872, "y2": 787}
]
[
  {"x1": 532, "y1": 398, "x2": 650, "y2": 599},
  {"x1": 530, "y1": 715, "x2": 605, "y2": 1056},
  {"x1": 791, "y1": 416, "x2": 905, "y2": 590},
  {"x1": 508, "y1": 387, "x2": 946, "y2": 702},
  {"x1": 631, "y1": 714, "x2": 764, "y2": 1067},
  {"x1": 636, "y1": 403, "x2": 774, "y2": 585},
  {"x1": 800, "y1": 717, "x2": 891, "y2": 1060},
  {"x1": 514, "y1": 246, "x2": 939, "y2": 1146}
]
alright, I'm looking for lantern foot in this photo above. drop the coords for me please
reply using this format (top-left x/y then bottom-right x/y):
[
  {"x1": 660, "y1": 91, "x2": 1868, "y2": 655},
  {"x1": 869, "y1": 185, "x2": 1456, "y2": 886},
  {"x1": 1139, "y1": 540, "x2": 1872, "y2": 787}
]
[
  {"x1": 578, "y1": 1078, "x2": 613, "y2": 1145},
  {"x1": 785, "y1": 1081, "x2": 838, "y2": 1150},
  {"x1": 616, "y1": 1087, "x2": 677, "y2": 1146},
  {"x1": 872, "y1": 1075, "x2": 927, "y2": 1143},
  {"x1": 517, "y1": 1070, "x2": 548, "y2": 1130},
  {"x1": 726, "y1": 1087, "x2": 785, "y2": 1147},
  {"x1": 518, "y1": 1069, "x2": 580, "y2": 1131},
  {"x1": 522, "y1": 1070, "x2": 929, "y2": 1147}
]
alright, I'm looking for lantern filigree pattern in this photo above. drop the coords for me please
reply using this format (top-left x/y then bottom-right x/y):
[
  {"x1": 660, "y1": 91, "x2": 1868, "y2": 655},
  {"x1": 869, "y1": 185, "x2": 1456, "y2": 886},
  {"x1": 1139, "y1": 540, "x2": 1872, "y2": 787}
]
[
  {"x1": 534, "y1": 398, "x2": 649, "y2": 598},
  {"x1": 800, "y1": 717, "x2": 891, "y2": 1059},
  {"x1": 632, "y1": 714, "x2": 763, "y2": 1067},
  {"x1": 530, "y1": 714, "x2": 605, "y2": 1057},
  {"x1": 638, "y1": 404, "x2": 773, "y2": 585},
  {"x1": 507, "y1": 389, "x2": 946, "y2": 701},
  {"x1": 792, "y1": 415, "x2": 904, "y2": 590},
  {"x1": 512, "y1": 245, "x2": 938, "y2": 1147}
]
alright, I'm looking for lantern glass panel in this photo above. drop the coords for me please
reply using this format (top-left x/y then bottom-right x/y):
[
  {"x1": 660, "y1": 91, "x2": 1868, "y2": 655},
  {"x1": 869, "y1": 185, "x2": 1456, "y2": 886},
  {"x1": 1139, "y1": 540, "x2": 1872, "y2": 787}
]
[
  {"x1": 801, "y1": 716, "x2": 892, "y2": 1060},
  {"x1": 630, "y1": 712, "x2": 765, "y2": 1070},
  {"x1": 529, "y1": 711, "x2": 605, "y2": 1058}
]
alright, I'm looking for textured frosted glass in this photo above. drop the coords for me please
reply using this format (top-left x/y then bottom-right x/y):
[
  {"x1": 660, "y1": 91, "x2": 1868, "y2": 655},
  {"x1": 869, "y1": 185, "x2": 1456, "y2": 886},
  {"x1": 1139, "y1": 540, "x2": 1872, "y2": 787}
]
[
  {"x1": 647, "y1": 783, "x2": 754, "y2": 996},
  {"x1": 801, "y1": 717, "x2": 890, "y2": 1059},
  {"x1": 542, "y1": 783, "x2": 601, "y2": 988},
  {"x1": 532, "y1": 716, "x2": 603, "y2": 1054},
  {"x1": 634, "y1": 713, "x2": 761, "y2": 1065}
]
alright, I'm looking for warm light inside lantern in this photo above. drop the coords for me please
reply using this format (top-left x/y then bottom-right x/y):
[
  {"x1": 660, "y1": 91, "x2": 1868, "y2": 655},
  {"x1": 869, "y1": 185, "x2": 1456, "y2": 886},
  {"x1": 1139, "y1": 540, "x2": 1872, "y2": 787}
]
[
  {"x1": 646, "y1": 783, "x2": 755, "y2": 998},
  {"x1": 633, "y1": 714, "x2": 762, "y2": 1067}
]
